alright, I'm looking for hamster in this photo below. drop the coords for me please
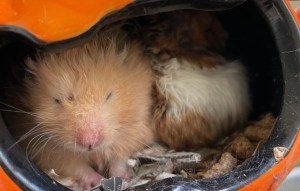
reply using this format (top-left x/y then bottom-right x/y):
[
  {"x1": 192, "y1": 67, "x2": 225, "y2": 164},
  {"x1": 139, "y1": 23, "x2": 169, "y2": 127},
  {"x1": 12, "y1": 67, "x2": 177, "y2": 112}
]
[
  {"x1": 152, "y1": 55, "x2": 251, "y2": 150},
  {"x1": 3, "y1": 26, "x2": 154, "y2": 190},
  {"x1": 127, "y1": 10, "x2": 250, "y2": 150}
]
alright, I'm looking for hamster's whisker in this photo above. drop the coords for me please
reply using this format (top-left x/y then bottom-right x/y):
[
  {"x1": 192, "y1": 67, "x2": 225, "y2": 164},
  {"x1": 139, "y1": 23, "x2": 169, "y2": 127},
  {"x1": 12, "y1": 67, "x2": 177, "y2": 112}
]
[
  {"x1": 45, "y1": 138, "x2": 64, "y2": 162},
  {"x1": 0, "y1": 109, "x2": 37, "y2": 117},
  {"x1": 0, "y1": 101, "x2": 37, "y2": 117},
  {"x1": 127, "y1": 136, "x2": 153, "y2": 149},
  {"x1": 29, "y1": 132, "x2": 54, "y2": 153},
  {"x1": 74, "y1": 140, "x2": 77, "y2": 154},
  {"x1": 8, "y1": 123, "x2": 43, "y2": 150},
  {"x1": 38, "y1": 136, "x2": 57, "y2": 157},
  {"x1": 29, "y1": 137, "x2": 50, "y2": 159},
  {"x1": 29, "y1": 134, "x2": 62, "y2": 160},
  {"x1": 43, "y1": 123, "x2": 64, "y2": 128},
  {"x1": 27, "y1": 133, "x2": 50, "y2": 157}
]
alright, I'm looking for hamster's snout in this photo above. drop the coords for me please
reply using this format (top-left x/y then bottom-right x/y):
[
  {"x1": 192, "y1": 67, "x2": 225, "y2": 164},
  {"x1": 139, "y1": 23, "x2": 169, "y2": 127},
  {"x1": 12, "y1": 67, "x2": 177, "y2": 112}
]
[{"x1": 75, "y1": 128, "x2": 104, "y2": 151}]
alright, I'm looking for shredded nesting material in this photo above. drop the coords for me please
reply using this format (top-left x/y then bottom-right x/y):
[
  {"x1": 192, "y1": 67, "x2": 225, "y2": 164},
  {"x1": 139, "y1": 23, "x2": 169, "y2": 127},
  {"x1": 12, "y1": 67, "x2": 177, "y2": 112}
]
[
  {"x1": 119, "y1": 113, "x2": 276, "y2": 190},
  {"x1": 65, "y1": 113, "x2": 275, "y2": 190},
  {"x1": 202, "y1": 152, "x2": 237, "y2": 179}
]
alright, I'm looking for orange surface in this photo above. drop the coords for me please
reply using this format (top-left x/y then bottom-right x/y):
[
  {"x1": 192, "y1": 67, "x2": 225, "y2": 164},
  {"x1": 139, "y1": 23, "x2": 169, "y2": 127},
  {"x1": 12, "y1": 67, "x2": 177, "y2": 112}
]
[
  {"x1": 0, "y1": 1, "x2": 300, "y2": 191},
  {"x1": 0, "y1": 0, "x2": 134, "y2": 42},
  {"x1": 0, "y1": 167, "x2": 22, "y2": 191},
  {"x1": 239, "y1": 133, "x2": 300, "y2": 191},
  {"x1": 296, "y1": 6, "x2": 300, "y2": 20},
  {"x1": 287, "y1": 0, "x2": 300, "y2": 27},
  {"x1": 239, "y1": 2, "x2": 300, "y2": 190}
]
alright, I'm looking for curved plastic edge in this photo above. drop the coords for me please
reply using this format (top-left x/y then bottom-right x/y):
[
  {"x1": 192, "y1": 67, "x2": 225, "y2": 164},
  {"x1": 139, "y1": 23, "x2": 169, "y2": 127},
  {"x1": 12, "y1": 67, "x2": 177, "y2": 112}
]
[
  {"x1": 0, "y1": 114, "x2": 70, "y2": 191},
  {"x1": 0, "y1": 1, "x2": 248, "y2": 191},
  {"x1": 0, "y1": 0, "x2": 134, "y2": 43},
  {"x1": 2, "y1": 0, "x2": 299, "y2": 191},
  {"x1": 0, "y1": 167, "x2": 22, "y2": 191},
  {"x1": 239, "y1": 133, "x2": 300, "y2": 191},
  {"x1": 287, "y1": 0, "x2": 300, "y2": 26},
  {"x1": 0, "y1": 0, "x2": 246, "y2": 49},
  {"x1": 130, "y1": 0, "x2": 300, "y2": 190},
  {"x1": 239, "y1": 0, "x2": 300, "y2": 190}
]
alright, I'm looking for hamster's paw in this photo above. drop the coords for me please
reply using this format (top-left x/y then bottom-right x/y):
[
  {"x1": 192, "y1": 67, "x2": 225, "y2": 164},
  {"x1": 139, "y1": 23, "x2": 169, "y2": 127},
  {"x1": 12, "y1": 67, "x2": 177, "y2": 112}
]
[
  {"x1": 60, "y1": 172, "x2": 103, "y2": 191},
  {"x1": 110, "y1": 164, "x2": 134, "y2": 181},
  {"x1": 79, "y1": 171, "x2": 103, "y2": 191}
]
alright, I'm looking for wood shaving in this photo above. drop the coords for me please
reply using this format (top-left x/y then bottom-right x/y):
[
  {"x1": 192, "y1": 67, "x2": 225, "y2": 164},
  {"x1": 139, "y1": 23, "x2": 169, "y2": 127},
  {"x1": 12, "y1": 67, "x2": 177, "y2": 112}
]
[
  {"x1": 244, "y1": 113, "x2": 275, "y2": 142},
  {"x1": 133, "y1": 146, "x2": 202, "y2": 163},
  {"x1": 123, "y1": 113, "x2": 276, "y2": 189},
  {"x1": 202, "y1": 152, "x2": 237, "y2": 179},
  {"x1": 225, "y1": 135, "x2": 255, "y2": 160},
  {"x1": 273, "y1": 146, "x2": 288, "y2": 162}
]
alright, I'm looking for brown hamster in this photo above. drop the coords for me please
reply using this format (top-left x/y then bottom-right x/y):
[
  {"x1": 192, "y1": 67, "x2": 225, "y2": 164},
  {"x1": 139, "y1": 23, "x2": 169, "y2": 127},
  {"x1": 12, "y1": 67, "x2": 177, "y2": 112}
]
[
  {"x1": 152, "y1": 56, "x2": 251, "y2": 150},
  {"x1": 127, "y1": 10, "x2": 250, "y2": 150},
  {"x1": 3, "y1": 26, "x2": 154, "y2": 190}
]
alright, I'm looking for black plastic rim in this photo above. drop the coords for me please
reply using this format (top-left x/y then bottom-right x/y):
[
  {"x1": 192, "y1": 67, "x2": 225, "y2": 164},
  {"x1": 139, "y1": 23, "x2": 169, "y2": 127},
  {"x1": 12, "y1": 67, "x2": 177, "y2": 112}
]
[
  {"x1": 0, "y1": 0, "x2": 246, "y2": 52},
  {"x1": 0, "y1": 0, "x2": 299, "y2": 191}
]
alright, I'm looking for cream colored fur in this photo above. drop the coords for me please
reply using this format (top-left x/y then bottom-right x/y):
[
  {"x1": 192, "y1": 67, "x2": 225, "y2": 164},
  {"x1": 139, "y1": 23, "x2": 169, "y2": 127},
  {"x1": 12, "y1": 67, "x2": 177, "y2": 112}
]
[
  {"x1": 155, "y1": 58, "x2": 251, "y2": 131},
  {"x1": 4, "y1": 27, "x2": 154, "y2": 190}
]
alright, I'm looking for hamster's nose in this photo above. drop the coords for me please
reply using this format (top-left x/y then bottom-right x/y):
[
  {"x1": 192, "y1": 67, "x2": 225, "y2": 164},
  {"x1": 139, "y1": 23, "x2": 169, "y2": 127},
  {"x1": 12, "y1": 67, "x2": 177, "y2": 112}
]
[{"x1": 76, "y1": 129, "x2": 103, "y2": 150}]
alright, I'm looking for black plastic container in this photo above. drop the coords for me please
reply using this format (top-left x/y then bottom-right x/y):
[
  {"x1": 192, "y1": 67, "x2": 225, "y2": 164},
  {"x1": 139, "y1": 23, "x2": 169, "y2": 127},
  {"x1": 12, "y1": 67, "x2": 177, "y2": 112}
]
[{"x1": 0, "y1": 0, "x2": 299, "y2": 190}]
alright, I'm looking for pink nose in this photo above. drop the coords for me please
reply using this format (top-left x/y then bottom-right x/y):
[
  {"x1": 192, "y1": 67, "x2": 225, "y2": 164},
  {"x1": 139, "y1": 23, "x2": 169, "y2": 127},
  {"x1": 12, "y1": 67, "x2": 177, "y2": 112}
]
[{"x1": 76, "y1": 129, "x2": 103, "y2": 150}]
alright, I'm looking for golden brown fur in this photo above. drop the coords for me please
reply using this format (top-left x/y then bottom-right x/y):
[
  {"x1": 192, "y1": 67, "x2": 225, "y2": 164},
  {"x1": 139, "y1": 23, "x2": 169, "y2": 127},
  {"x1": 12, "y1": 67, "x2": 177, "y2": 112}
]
[
  {"x1": 137, "y1": 10, "x2": 250, "y2": 151},
  {"x1": 4, "y1": 26, "x2": 154, "y2": 190},
  {"x1": 152, "y1": 85, "x2": 217, "y2": 150}
]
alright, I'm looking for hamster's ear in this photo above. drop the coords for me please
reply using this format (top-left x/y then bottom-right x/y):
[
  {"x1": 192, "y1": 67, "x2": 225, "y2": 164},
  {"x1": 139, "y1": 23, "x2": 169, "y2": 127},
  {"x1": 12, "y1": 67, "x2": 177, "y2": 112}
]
[
  {"x1": 176, "y1": 11, "x2": 228, "y2": 52},
  {"x1": 24, "y1": 57, "x2": 39, "y2": 82},
  {"x1": 205, "y1": 14, "x2": 229, "y2": 51}
]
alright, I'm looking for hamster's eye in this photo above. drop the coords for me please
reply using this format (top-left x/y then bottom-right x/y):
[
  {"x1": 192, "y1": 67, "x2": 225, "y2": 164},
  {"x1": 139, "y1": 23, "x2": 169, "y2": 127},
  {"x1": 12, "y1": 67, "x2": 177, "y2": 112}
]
[
  {"x1": 106, "y1": 91, "x2": 113, "y2": 101},
  {"x1": 68, "y1": 94, "x2": 74, "y2": 101},
  {"x1": 54, "y1": 98, "x2": 62, "y2": 105}
]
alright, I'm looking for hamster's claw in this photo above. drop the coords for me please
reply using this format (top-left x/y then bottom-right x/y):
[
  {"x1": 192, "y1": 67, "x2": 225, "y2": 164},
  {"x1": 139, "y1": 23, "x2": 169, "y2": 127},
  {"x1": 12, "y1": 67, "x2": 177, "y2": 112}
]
[
  {"x1": 62, "y1": 172, "x2": 103, "y2": 191},
  {"x1": 110, "y1": 165, "x2": 134, "y2": 181},
  {"x1": 80, "y1": 172, "x2": 103, "y2": 191}
]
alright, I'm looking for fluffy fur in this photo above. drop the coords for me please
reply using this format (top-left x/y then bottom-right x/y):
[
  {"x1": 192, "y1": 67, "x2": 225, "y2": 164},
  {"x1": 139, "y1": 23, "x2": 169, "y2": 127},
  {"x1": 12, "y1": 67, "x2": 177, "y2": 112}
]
[
  {"x1": 4, "y1": 26, "x2": 154, "y2": 190},
  {"x1": 126, "y1": 10, "x2": 228, "y2": 63},
  {"x1": 128, "y1": 10, "x2": 250, "y2": 150},
  {"x1": 153, "y1": 57, "x2": 251, "y2": 150}
]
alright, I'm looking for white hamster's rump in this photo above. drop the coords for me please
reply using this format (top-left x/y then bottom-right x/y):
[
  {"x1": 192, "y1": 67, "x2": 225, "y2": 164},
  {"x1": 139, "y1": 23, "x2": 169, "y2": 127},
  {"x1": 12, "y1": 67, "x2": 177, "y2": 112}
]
[{"x1": 153, "y1": 57, "x2": 251, "y2": 150}]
